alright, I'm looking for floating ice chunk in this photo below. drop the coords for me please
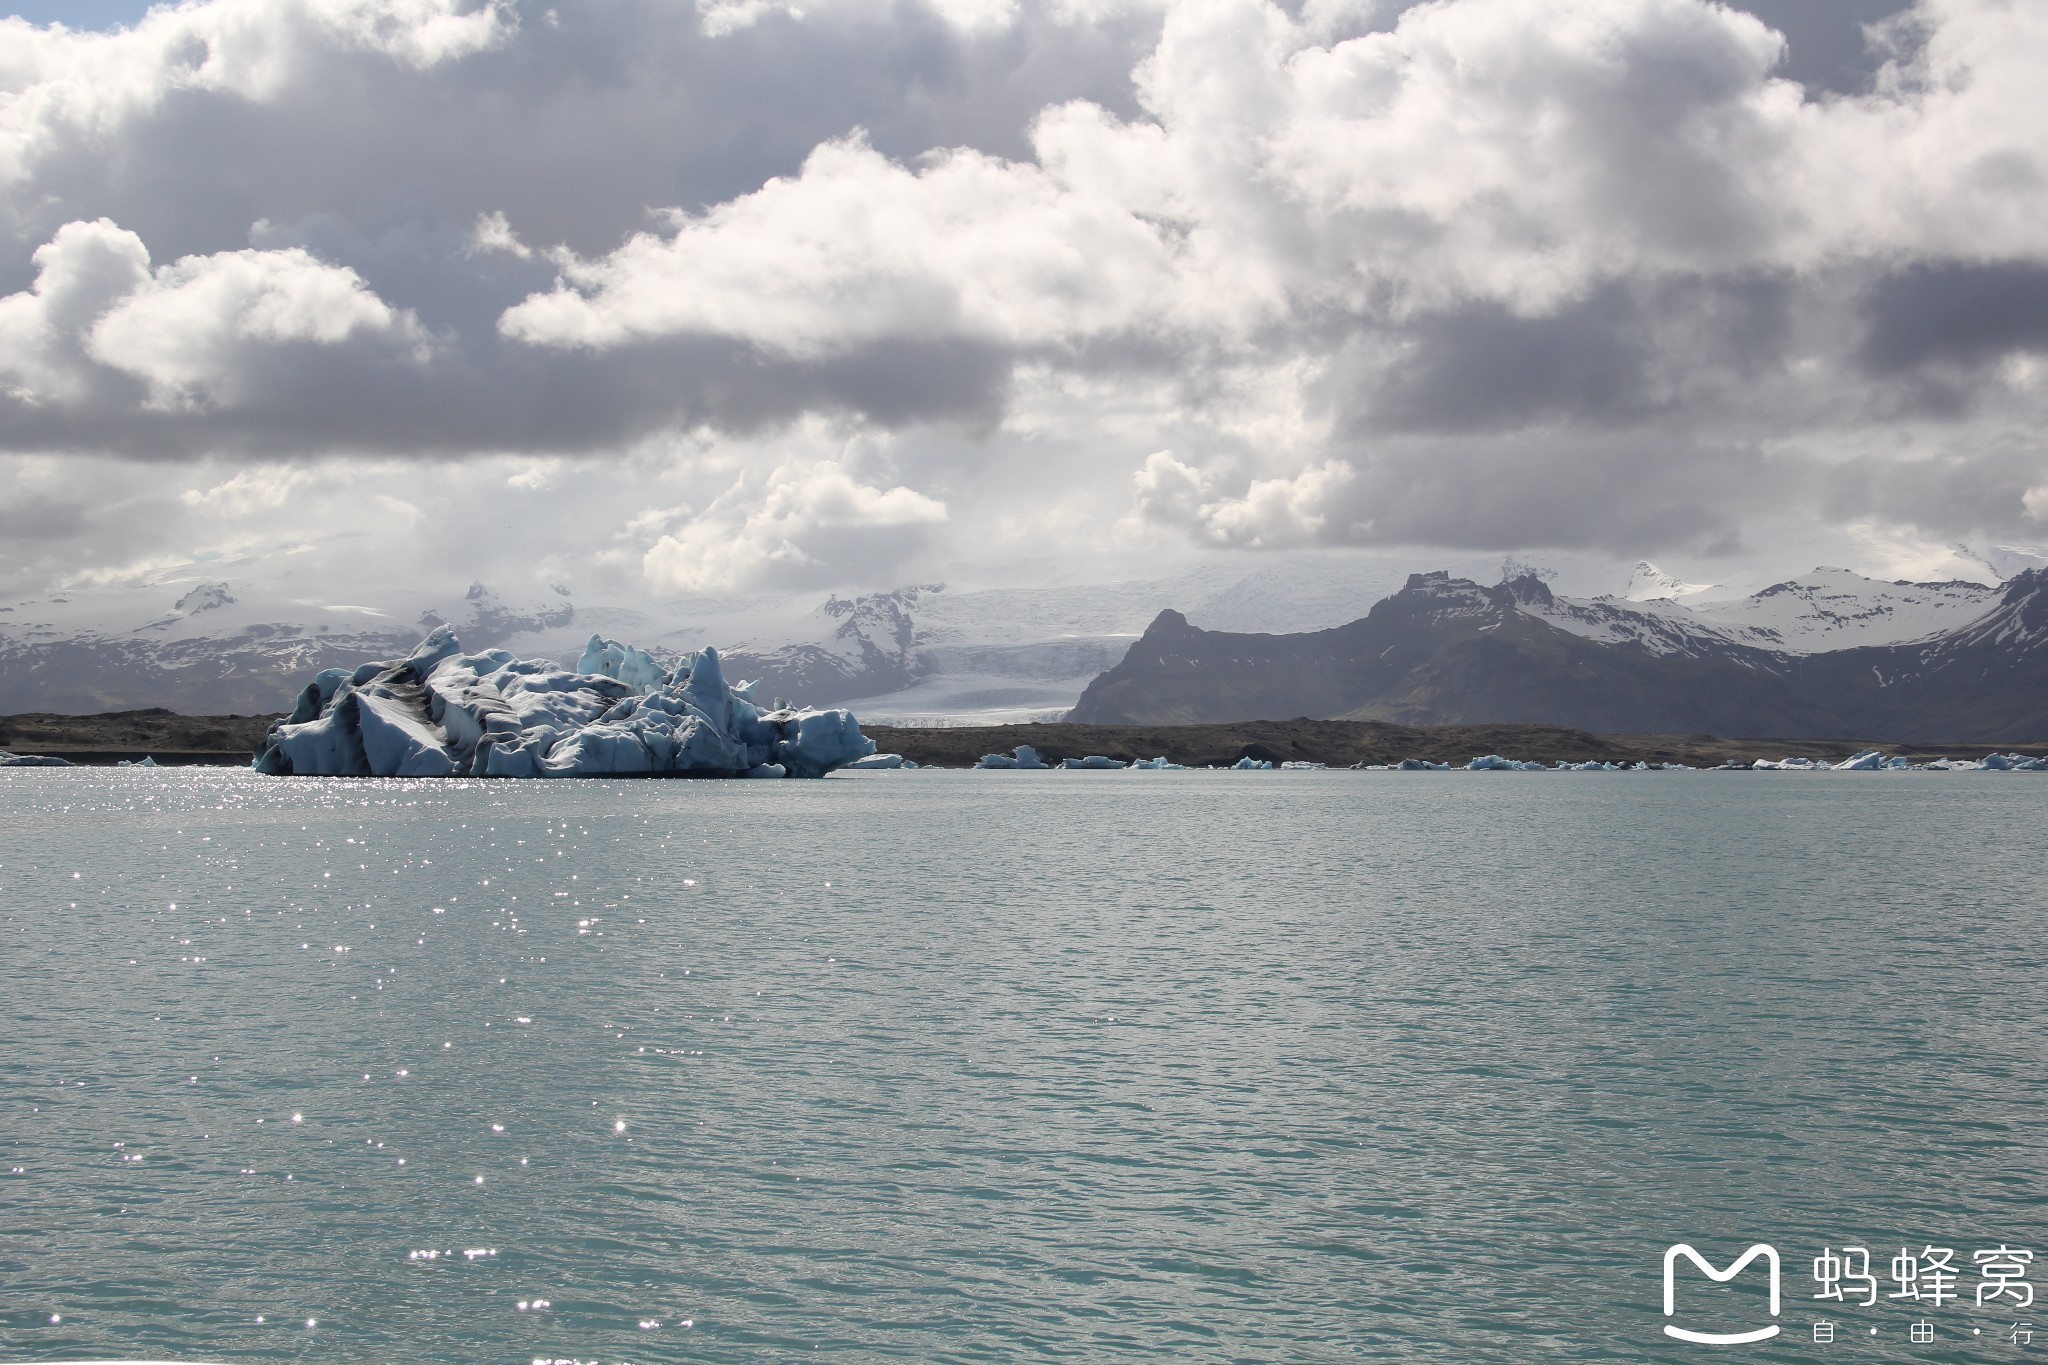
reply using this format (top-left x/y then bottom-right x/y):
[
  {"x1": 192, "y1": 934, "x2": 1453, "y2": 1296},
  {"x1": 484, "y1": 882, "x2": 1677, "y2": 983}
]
[
  {"x1": 1128, "y1": 756, "x2": 1183, "y2": 770},
  {"x1": 0, "y1": 752, "x2": 75, "y2": 766},
  {"x1": 1063, "y1": 755, "x2": 1123, "y2": 769},
  {"x1": 974, "y1": 744, "x2": 1048, "y2": 770},
  {"x1": 743, "y1": 763, "x2": 786, "y2": 779},
  {"x1": 1396, "y1": 758, "x2": 1449, "y2": 771},
  {"x1": 1752, "y1": 757, "x2": 1817, "y2": 770},
  {"x1": 846, "y1": 753, "x2": 909, "y2": 769},
  {"x1": 254, "y1": 629, "x2": 873, "y2": 778},
  {"x1": 774, "y1": 708, "x2": 872, "y2": 778},
  {"x1": 1465, "y1": 755, "x2": 1543, "y2": 771},
  {"x1": 116, "y1": 755, "x2": 159, "y2": 768},
  {"x1": 1832, "y1": 750, "x2": 1885, "y2": 771},
  {"x1": 1232, "y1": 757, "x2": 1274, "y2": 770},
  {"x1": 1280, "y1": 760, "x2": 1326, "y2": 770},
  {"x1": 1884, "y1": 756, "x2": 1911, "y2": 769}
]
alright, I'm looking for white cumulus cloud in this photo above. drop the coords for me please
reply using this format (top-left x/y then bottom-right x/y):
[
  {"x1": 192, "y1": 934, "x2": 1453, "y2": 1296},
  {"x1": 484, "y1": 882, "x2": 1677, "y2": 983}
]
[
  {"x1": 643, "y1": 460, "x2": 948, "y2": 594},
  {"x1": 0, "y1": 218, "x2": 427, "y2": 411}
]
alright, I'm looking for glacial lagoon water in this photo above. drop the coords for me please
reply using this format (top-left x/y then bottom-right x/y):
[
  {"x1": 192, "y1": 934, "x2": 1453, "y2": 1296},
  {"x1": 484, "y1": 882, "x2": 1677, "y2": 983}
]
[{"x1": 2, "y1": 767, "x2": 2045, "y2": 1362}]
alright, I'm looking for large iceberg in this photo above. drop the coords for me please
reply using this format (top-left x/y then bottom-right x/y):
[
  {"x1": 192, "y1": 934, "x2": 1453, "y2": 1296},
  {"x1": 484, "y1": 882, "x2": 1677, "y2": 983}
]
[{"x1": 252, "y1": 628, "x2": 875, "y2": 778}]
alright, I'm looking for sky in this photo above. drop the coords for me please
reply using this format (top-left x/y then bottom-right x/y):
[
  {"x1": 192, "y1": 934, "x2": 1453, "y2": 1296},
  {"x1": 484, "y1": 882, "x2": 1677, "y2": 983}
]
[{"x1": 2, "y1": 0, "x2": 2046, "y2": 612}]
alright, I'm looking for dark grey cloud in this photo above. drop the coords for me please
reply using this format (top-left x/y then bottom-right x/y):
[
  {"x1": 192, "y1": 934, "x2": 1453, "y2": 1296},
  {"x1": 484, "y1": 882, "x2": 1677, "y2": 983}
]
[
  {"x1": 1857, "y1": 260, "x2": 2048, "y2": 375},
  {"x1": 1338, "y1": 434, "x2": 1781, "y2": 556},
  {"x1": 1353, "y1": 289, "x2": 1655, "y2": 434},
  {"x1": 0, "y1": 491, "x2": 90, "y2": 540},
  {"x1": 0, "y1": 325, "x2": 1015, "y2": 458}
]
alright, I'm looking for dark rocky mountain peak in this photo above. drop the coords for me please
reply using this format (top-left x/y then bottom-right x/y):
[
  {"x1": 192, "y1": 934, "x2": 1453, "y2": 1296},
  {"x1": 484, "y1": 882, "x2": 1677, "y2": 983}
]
[
  {"x1": 172, "y1": 583, "x2": 235, "y2": 615},
  {"x1": 1495, "y1": 573, "x2": 1556, "y2": 609},
  {"x1": 1371, "y1": 571, "x2": 1501, "y2": 624}
]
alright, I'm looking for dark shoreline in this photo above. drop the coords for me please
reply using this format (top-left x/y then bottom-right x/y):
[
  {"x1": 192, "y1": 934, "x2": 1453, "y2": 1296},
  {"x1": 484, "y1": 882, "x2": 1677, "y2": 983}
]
[
  {"x1": 865, "y1": 720, "x2": 2048, "y2": 770},
  {"x1": 5, "y1": 708, "x2": 2045, "y2": 769}
]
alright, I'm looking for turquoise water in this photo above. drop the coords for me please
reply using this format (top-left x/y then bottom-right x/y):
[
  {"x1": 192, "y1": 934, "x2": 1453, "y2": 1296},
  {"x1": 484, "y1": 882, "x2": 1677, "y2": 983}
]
[{"x1": 2, "y1": 768, "x2": 2044, "y2": 1361}]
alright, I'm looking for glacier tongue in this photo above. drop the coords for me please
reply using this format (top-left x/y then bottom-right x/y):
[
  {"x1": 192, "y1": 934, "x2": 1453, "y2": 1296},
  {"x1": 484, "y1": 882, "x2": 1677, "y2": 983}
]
[{"x1": 253, "y1": 627, "x2": 874, "y2": 778}]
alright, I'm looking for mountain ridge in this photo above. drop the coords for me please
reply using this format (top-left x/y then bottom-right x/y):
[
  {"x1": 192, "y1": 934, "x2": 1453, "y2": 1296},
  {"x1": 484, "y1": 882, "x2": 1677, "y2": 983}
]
[{"x1": 1068, "y1": 568, "x2": 2048, "y2": 742}]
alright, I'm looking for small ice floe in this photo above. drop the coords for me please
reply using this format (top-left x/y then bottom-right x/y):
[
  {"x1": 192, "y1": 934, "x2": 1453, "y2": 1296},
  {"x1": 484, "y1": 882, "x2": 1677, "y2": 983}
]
[
  {"x1": 1396, "y1": 758, "x2": 1449, "y2": 771},
  {"x1": 974, "y1": 744, "x2": 1048, "y2": 769},
  {"x1": 1465, "y1": 755, "x2": 1544, "y2": 771},
  {"x1": 1752, "y1": 756, "x2": 1818, "y2": 770},
  {"x1": 0, "y1": 752, "x2": 73, "y2": 767},
  {"x1": 1280, "y1": 760, "x2": 1326, "y2": 770},
  {"x1": 1831, "y1": 750, "x2": 1886, "y2": 770},
  {"x1": 1231, "y1": 756, "x2": 1273, "y2": 770},
  {"x1": 1062, "y1": 755, "x2": 1123, "y2": 769},
  {"x1": 845, "y1": 752, "x2": 916, "y2": 769},
  {"x1": 1128, "y1": 756, "x2": 1184, "y2": 769},
  {"x1": 116, "y1": 756, "x2": 157, "y2": 768}
]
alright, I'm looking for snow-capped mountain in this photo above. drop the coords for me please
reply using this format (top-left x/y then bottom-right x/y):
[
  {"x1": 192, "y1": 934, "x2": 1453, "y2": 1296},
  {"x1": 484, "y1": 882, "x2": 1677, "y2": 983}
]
[
  {"x1": 1069, "y1": 566, "x2": 2048, "y2": 742},
  {"x1": 0, "y1": 571, "x2": 587, "y2": 714},
  {"x1": 1622, "y1": 560, "x2": 1715, "y2": 601},
  {"x1": 6, "y1": 546, "x2": 2045, "y2": 728},
  {"x1": 1527, "y1": 568, "x2": 2004, "y2": 657}
]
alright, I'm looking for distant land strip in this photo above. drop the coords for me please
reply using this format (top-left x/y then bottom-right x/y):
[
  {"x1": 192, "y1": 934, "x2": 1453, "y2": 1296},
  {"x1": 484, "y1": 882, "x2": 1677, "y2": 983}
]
[
  {"x1": 5, "y1": 709, "x2": 2046, "y2": 770},
  {"x1": 862, "y1": 721, "x2": 2048, "y2": 769}
]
